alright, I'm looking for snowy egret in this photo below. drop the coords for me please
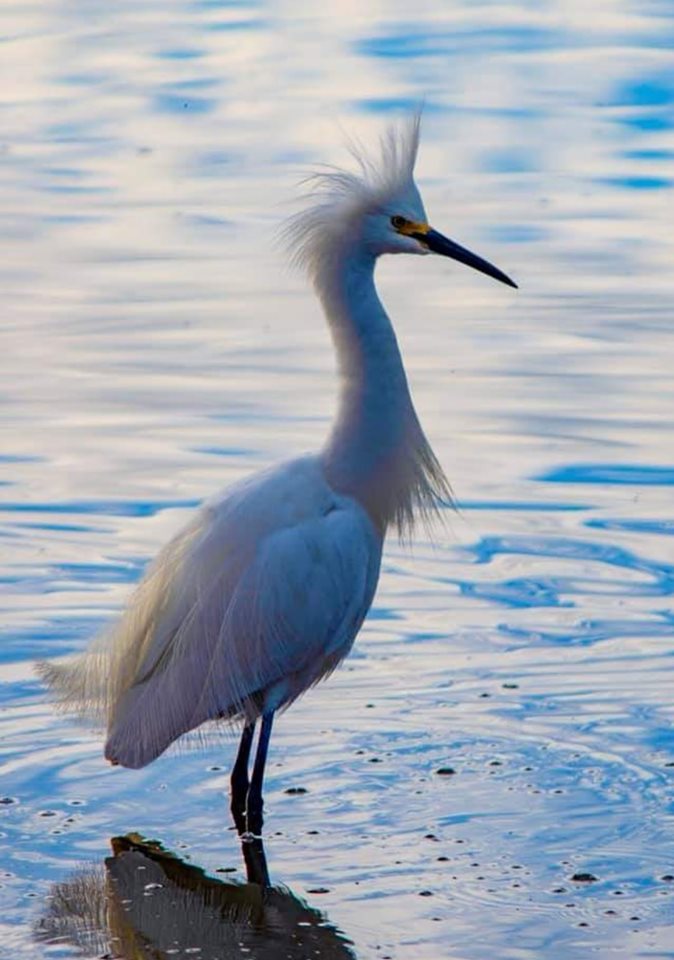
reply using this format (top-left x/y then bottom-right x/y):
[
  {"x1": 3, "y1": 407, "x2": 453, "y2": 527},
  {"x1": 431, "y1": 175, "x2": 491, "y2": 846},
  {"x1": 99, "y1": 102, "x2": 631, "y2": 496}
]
[{"x1": 37, "y1": 116, "x2": 516, "y2": 837}]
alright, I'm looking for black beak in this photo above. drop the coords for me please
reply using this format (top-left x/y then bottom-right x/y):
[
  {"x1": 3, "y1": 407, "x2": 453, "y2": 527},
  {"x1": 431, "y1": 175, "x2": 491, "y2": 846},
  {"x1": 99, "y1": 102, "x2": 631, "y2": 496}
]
[{"x1": 414, "y1": 228, "x2": 518, "y2": 289}]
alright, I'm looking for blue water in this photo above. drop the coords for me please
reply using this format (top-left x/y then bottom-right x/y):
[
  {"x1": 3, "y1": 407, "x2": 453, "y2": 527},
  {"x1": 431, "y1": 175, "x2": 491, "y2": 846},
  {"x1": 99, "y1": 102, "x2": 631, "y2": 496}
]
[{"x1": 1, "y1": 2, "x2": 674, "y2": 958}]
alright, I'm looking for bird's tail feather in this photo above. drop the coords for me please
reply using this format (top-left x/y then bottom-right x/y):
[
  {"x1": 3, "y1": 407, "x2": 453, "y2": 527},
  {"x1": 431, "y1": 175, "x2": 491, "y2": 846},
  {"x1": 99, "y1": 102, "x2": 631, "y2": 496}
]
[
  {"x1": 35, "y1": 650, "x2": 111, "y2": 727},
  {"x1": 34, "y1": 512, "x2": 205, "y2": 739}
]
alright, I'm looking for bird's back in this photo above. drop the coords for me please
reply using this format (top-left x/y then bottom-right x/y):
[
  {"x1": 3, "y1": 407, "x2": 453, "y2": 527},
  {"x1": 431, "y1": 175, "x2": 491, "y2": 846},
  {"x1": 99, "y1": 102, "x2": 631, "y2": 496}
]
[{"x1": 37, "y1": 456, "x2": 383, "y2": 768}]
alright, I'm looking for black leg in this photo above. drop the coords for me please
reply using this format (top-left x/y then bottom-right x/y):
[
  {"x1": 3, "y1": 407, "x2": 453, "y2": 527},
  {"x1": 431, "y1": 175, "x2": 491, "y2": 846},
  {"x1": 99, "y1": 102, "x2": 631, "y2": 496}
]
[
  {"x1": 230, "y1": 722, "x2": 255, "y2": 836},
  {"x1": 245, "y1": 712, "x2": 274, "y2": 837},
  {"x1": 240, "y1": 833, "x2": 271, "y2": 888}
]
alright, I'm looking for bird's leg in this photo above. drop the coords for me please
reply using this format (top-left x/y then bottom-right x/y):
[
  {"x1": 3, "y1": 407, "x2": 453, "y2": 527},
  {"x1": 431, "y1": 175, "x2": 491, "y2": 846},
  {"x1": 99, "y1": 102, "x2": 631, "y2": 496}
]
[
  {"x1": 240, "y1": 832, "x2": 271, "y2": 888},
  {"x1": 230, "y1": 722, "x2": 255, "y2": 836},
  {"x1": 245, "y1": 711, "x2": 274, "y2": 837}
]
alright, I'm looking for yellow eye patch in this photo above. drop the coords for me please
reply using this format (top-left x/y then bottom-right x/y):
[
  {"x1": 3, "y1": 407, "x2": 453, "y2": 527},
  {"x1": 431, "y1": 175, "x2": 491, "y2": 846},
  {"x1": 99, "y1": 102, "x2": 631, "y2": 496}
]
[{"x1": 391, "y1": 216, "x2": 429, "y2": 237}]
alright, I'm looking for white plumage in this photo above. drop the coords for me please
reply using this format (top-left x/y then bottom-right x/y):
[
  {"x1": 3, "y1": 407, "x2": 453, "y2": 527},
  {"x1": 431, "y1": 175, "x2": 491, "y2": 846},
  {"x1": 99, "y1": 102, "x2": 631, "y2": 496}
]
[
  {"x1": 38, "y1": 458, "x2": 382, "y2": 768},
  {"x1": 37, "y1": 115, "x2": 515, "y2": 823}
]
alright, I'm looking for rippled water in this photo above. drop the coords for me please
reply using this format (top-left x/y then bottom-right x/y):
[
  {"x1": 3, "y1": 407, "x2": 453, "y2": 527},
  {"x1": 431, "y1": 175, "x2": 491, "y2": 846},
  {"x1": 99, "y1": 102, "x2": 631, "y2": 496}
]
[{"x1": 2, "y1": 2, "x2": 674, "y2": 957}]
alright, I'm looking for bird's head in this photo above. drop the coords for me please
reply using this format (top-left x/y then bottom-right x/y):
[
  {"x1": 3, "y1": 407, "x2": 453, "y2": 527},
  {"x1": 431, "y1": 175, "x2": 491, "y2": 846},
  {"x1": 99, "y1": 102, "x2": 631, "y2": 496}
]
[{"x1": 283, "y1": 114, "x2": 517, "y2": 290}]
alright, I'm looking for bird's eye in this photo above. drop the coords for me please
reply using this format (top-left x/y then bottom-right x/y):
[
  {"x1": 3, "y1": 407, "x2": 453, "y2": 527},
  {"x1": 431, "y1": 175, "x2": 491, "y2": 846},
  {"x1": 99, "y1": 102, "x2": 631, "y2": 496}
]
[{"x1": 391, "y1": 215, "x2": 407, "y2": 231}]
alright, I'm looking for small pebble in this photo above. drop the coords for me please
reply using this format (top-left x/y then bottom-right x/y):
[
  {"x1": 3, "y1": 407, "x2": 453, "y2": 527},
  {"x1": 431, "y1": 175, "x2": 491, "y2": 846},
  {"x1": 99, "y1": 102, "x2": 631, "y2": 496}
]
[
  {"x1": 419, "y1": 890, "x2": 433, "y2": 897},
  {"x1": 436, "y1": 767, "x2": 455, "y2": 776},
  {"x1": 307, "y1": 887, "x2": 330, "y2": 894},
  {"x1": 571, "y1": 873, "x2": 598, "y2": 883},
  {"x1": 284, "y1": 787, "x2": 308, "y2": 795},
  {"x1": 0, "y1": 798, "x2": 16, "y2": 805},
  {"x1": 661, "y1": 874, "x2": 674, "y2": 882}
]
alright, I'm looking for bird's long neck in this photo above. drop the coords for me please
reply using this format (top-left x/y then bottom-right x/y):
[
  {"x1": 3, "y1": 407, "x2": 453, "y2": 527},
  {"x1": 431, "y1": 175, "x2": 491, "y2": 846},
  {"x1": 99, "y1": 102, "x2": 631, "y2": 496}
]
[{"x1": 317, "y1": 248, "x2": 450, "y2": 536}]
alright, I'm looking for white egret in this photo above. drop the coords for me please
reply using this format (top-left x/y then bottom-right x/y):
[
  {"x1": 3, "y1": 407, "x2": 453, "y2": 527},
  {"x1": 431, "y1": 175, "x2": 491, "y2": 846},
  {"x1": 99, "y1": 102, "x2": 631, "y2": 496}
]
[{"x1": 37, "y1": 116, "x2": 516, "y2": 836}]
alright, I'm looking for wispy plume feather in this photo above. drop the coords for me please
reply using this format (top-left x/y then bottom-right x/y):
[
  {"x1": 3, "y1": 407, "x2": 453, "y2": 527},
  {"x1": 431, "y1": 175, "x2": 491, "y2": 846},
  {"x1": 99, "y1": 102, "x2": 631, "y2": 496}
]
[{"x1": 281, "y1": 113, "x2": 422, "y2": 285}]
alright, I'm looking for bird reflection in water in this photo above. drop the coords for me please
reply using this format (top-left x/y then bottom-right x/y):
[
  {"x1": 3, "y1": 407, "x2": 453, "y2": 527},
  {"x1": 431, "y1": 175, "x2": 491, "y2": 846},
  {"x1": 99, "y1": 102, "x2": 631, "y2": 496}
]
[{"x1": 35, "y1": 832, "x2": 357, "y2": 959}]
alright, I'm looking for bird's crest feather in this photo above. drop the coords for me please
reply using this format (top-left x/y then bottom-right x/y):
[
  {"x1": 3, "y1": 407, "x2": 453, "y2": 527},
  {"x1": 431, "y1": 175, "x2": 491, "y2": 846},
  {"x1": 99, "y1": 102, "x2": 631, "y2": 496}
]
[{"x1": 281, "y1": 113, "x2": 421, "y2": 283}]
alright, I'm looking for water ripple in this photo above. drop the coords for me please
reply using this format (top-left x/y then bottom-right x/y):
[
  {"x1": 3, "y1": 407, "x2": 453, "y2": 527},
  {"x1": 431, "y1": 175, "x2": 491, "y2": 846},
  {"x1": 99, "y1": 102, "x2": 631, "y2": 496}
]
[
  {"x1": 2, "y1": 1, "x2": 674, "y2": 957},
  {"x1": 538, "y1": 463, "x2": 674, "y2": 486},
  {"x1": 0, "y1": 498, "x2": 200, "y2": 518}
]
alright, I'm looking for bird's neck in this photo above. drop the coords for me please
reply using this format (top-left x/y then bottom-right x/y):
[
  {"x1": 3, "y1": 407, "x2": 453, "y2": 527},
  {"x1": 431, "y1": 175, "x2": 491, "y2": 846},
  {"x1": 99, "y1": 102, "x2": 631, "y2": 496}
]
[{"x1": 317, "y1": 249, "x2": 450, "y2": 536}]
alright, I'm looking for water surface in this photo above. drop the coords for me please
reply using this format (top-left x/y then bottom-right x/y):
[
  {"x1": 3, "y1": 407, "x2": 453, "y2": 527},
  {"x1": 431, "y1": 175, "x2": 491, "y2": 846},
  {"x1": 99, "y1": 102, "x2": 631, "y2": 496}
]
[{"x1": 1, "y1": 2, "x2": 674, "y2": 957}]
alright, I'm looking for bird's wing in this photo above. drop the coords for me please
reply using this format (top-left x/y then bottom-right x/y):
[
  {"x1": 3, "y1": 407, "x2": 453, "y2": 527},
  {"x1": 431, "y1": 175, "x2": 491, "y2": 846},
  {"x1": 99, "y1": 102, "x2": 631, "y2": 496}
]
[
  {"x1": 37, "y1": 458, "x2": 327, "y2": 724},
  {"x1": 221, "y1": 499, "x2": 382, "y2": 705},
  {"x1": 101, "y1": 457, "x2": 382, "y2": 767}
]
